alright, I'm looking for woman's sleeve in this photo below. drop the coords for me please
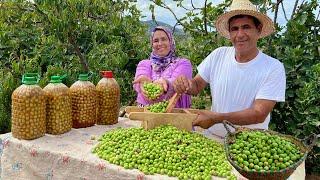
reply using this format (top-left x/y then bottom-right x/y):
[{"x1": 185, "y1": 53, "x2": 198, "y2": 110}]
[
  {"x1": 165, "y1": 59, "x2": 193, "y2": 98},
  {"x1": 133, "y1": 60, "x2": 152, "y2": 94}
]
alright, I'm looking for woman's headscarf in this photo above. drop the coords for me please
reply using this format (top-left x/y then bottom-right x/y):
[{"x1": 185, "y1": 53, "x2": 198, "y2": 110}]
[{"x1": 150, "y1": 26, "x2": 176, "y2": 72}]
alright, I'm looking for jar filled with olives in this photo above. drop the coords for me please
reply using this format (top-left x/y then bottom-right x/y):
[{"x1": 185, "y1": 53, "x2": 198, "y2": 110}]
[
  {"x1": 96, "y1": 71, "x2": 120, "y2": 125},
  {"x1": 43, "y1": 75, "x2": 72, "y2": 134},
  {"x1": 11, "y1": 73, "x2": 46, "y2": 140},
  {"x1": 70, "y1": 74, "x2": 97, "y2": 128}
]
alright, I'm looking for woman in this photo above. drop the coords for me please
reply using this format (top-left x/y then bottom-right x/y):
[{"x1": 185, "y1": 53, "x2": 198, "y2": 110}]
[{"x1": 133, "y1": 26, "x2": 192, "y2": 108}]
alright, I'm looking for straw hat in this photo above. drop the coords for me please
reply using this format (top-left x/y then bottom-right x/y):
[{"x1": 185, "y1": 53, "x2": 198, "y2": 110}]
[{"x1": 215, "y1": 0, "x2": 275, "y2": 39}]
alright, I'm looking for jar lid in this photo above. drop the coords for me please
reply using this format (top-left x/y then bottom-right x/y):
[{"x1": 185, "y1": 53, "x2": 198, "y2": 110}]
[
  {"x1": 23, "y1": 76, "x2": 37, "y2": 85},
  {"x1": 50, "y1": 75, "x2": 62, "y2": 83},
  {"x1": 101, "y1": 71, "x2": 113, "y2": 78},
  {"x1": 78, "y1": 73, "x2": 89, "y2": 81}
]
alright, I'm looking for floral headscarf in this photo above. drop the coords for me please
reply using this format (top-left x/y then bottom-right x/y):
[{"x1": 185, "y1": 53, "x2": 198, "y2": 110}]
[{"x1": 150, "y1": 26, "x2": 176, "y2": 72}]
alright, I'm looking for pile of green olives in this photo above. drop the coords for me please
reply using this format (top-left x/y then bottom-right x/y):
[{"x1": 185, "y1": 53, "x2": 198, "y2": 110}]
[
  {"x1": 93, "y1": 125, "x2": 236, "y2": 180},
  {"x1": 143, "y1": 83, "x2": 162, "y2": 100},
  {"x1": 229, "y1": 131, "x2": 304, "y2": 172},
  {"x1": 146, "y1": 101, "x2": 169, "y2": 113}
]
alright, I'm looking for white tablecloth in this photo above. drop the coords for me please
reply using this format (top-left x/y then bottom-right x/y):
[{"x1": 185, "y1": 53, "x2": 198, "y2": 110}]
[{"x1": 0, "y1": 118, "x2": 305, "y2": 180}]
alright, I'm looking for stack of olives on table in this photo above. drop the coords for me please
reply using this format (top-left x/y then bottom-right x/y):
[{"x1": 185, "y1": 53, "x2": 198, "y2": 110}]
[
  {"x1": 146, "y1": 100, "x2": 169, "y2": 113},
  {"x1": 93, "y1": 125, "x2": 236, "y2": 180},
  {"x1": 143, "y1": 82, "x2": 163, "y2": 100},
  {"x1": 229, "y1": 131, "x2": 304, "y2": 172}
]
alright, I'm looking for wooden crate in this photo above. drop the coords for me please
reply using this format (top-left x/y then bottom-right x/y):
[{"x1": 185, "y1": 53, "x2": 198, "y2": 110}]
[{"x1": 125, "y1": 106, "x2": 198, "y2": 131}]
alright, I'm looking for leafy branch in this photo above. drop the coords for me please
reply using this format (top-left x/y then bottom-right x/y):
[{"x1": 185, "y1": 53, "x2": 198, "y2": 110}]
[{"x1": 150, "y1": 0, "x2": 200, "y2": 33}]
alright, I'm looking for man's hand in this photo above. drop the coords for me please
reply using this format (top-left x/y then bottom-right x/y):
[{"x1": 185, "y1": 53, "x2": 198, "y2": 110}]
[
  {"x1": 192, "y1": 110, "x2": 220, "y2": 129},
  {"x1": 173, "y1": 74, "x2": 207, "y2": 95},
  {"x1": 173, "y1": 75, "x2": 192, "y2": 94}
]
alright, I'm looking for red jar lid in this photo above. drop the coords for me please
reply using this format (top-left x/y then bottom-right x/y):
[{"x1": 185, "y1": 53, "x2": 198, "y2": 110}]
[{"x1": 100, "y1": 71, "x2": 113, "y2": 78}]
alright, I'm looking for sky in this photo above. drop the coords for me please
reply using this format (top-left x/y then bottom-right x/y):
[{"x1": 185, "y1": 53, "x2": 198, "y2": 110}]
[{"x1": 135, "y1": 0, "x2": 315, "y2": 27}]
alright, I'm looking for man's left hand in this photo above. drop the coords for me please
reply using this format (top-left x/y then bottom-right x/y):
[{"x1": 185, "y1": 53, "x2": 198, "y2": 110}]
[{"x1": 193, "y1": 110, "x2": 219, "y2": 129}]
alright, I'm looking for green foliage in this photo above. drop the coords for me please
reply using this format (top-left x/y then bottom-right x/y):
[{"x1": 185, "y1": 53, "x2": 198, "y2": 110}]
[
  {"x1": 191, "y1": 90, "x2": 211, "y2": 110},
  {"x1": 0, "y1": 0, "x2": 149, "y2": 133},
  {"x1": 264, "y1": 0, "x2": 320, "y2": 173},
  {"x1": 0, "y1": 72, "x2": 19, "y2": 134}
]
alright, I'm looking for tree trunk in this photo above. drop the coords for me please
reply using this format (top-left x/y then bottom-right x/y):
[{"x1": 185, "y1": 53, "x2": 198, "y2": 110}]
[{"x1": 68, "y1": 35, "x2": 89, "y2": 73}]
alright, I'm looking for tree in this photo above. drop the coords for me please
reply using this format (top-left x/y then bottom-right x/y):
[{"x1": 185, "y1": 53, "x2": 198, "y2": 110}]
[{"x1": 0, "y1": 0, "x2": 150, "y2": 133}]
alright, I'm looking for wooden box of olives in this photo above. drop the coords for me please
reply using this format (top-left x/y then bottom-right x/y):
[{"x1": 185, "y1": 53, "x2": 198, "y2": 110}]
[{"x1": 125, "y1": 106, "x2": 198, "y2": 131}]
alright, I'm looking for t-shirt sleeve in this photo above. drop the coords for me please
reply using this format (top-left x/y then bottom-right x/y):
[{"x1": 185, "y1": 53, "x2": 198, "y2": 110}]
[
  {"x1": 256, "y1": 63, "x2": 286, "y2": 102},
  {"x1": 197, "y1": 49, "x2": 219, "y2": 83}
]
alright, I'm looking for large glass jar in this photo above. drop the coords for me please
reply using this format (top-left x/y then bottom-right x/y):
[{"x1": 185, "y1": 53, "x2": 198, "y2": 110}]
[{"x1": 96, "y1": 71, "x2": 120, "y2": 125}]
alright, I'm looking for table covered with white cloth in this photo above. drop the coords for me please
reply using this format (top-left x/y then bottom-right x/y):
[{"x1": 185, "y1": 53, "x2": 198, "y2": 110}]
[{"x1": 0, "y1": 118, "x2": 305, "y2": 180}]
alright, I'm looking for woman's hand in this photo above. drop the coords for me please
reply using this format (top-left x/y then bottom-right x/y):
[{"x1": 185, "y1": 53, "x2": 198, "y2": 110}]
[
  {"x1": 132, "y1": 75, "x2": 152, "y2": 84},
  {"x1": 192, "y1": 110, "x2": 219, "y2": 129},
  {"x1": 133, "y1": 75, "x2": 152, "y2": 99}
]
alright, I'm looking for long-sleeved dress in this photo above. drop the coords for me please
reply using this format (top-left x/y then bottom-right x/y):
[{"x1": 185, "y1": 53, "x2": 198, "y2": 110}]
[{"x1": 133, "y1": 58, "x2": 193, "y2": 108}]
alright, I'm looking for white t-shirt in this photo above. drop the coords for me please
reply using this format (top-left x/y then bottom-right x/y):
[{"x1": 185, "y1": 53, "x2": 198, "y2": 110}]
[{"x1": 197, "y1": 47, "x2": 286, "y2": 137}]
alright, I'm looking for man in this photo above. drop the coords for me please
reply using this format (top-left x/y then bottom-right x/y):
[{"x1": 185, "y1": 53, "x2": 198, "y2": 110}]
[{"x1": 173, "y1": 0, "x2": 286, "y2": 138}]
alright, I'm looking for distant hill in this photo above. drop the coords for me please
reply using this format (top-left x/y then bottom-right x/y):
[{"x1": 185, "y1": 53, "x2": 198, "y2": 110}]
[{"x1": 142, "y1": 20, "x2": 185, "y2": 36}]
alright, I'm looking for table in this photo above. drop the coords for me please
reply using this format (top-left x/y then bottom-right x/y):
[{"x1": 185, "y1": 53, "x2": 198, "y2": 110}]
[{"x1": 0, "y1": 118, "x2": 305, "y2": 180}]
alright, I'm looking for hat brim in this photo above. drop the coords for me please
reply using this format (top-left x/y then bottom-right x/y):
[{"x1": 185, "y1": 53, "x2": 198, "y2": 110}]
[{"x1": 215, "y1": 10, "x2": 275, "y2": 39}]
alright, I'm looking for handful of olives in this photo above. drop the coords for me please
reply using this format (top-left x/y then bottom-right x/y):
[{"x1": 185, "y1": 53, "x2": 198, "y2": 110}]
[
  {"x1": 93, "y1": 125, "x2": 236, "y2": 180},
  {"x1": 146, "y1": 100, "x2": 169, "y2": 113},
  {"x1": 143, "y1": 82, "x2": 163, "y2": 100},
  {"x1": 229, "y1": 131, "x2": 304, "y2": 172}
]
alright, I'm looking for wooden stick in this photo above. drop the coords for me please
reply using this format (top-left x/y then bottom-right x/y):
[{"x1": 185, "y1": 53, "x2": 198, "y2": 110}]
[{"x1": 165, "y1": 93, "x2": 181, "y2": 113}]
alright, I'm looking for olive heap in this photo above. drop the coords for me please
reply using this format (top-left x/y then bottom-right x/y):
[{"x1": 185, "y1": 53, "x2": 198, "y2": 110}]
[
  {"x1": 143, "y1": 82, "x2": 163, "y2": 100},
  {"x1": 229, "y1": 131, "x2": 304, "y2": 172},
  {"x1": 93, "y1": 125, "x2": 236, "y2": 180},
  {"x1": 146, "y1": 100, "x2": 169, "y2": 113}
]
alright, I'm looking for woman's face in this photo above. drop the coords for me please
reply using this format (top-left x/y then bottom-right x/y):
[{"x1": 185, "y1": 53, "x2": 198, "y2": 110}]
[{"x1": 152, "y1": 30, "x2": 171, "y2": 57}]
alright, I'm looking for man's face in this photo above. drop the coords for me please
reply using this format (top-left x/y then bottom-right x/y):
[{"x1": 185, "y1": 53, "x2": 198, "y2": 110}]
[
  {"x1": 229, "y1": 16, "x2": 262, "y2": 54},
  {"x1": 152, "y1": 30, "x2": 171, "y2": 57}
]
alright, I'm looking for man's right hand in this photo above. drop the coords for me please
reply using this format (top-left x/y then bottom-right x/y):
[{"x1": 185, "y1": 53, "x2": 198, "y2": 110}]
[{"x1": 173, "y1": 75, "x2": 192, "y2": 94}]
